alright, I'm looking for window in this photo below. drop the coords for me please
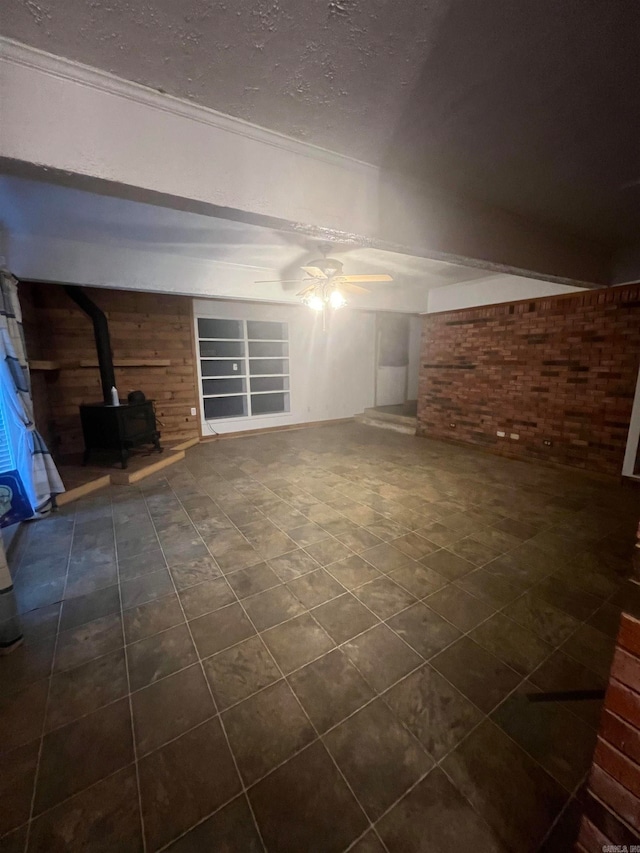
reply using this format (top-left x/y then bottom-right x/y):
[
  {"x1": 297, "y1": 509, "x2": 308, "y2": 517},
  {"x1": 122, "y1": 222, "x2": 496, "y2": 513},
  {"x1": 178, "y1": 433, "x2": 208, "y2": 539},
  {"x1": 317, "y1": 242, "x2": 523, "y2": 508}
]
[{"x1": 197, "y1": 318, "x2": 290, "y2": 421}]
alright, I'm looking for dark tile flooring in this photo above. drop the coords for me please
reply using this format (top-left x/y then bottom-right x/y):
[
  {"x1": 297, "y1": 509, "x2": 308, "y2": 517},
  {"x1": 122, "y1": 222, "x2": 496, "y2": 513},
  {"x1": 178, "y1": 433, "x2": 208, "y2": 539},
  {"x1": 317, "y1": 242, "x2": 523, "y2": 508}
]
[{"x1": 2, "y1": 422, "x2": 639, "y2": 852}]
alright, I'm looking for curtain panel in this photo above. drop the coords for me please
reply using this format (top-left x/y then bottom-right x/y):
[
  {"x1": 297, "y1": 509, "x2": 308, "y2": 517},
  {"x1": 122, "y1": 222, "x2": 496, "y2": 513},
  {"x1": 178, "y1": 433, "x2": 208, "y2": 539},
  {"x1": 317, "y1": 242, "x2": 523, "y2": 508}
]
[
  {"x1": 0, "y1": 271, "x2": 65, "y2": 648},
  {"x1": 0, "y1": 271, "x2": 64, "y2": 518}
]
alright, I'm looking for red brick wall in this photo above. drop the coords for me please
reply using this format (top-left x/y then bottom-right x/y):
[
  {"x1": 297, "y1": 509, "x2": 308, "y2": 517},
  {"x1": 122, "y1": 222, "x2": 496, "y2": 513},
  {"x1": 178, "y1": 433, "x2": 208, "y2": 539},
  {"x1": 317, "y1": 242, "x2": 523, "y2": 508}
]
[
  {"x1": 417, "y1": 284, "x2": 640, "y2": 476},
  {"x1": 576, "y1": 605, "x2": 640, "y2": 850}
]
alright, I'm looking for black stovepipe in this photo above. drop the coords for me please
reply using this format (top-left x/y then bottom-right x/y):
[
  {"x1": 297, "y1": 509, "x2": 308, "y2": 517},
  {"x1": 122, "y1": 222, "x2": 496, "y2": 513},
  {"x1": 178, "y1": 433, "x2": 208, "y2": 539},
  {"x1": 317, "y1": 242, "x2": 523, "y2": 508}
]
[{"x1": 63, "y1": 285, "x2": 116, "y2": 405}]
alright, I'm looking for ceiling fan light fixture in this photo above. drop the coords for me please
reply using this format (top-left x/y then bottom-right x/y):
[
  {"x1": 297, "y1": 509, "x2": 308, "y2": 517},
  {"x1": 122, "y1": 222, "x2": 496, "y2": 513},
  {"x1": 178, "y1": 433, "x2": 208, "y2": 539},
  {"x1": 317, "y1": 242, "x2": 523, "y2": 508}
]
[
  {"x1": 306, "y1": 294, "x2": 324, "y2": 311},
  {"x1": 329, "y1": 289, "x2": 346, "y2": 309}
]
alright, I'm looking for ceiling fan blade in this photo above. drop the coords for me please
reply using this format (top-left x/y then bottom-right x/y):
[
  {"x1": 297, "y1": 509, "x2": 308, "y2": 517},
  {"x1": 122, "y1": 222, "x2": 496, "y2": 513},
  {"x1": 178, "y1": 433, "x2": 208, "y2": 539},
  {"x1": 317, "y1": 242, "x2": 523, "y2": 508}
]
[
  {"x1": 338, "y1": 274, "x2": 393, "y2": 283},
  {"x1": 301, "y1": 266, "x2": 328, "y2": 279},
  {"x1": 296, "y1": 283, "x2": 318, "y2": 297},
  {"x1": 340, "y1": 282, "x2": 371, "y2": 295}
]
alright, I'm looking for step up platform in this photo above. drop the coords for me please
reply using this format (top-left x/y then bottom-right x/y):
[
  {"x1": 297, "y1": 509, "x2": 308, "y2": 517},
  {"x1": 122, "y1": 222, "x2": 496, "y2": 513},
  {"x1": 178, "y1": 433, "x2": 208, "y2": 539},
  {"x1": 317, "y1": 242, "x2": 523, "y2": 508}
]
[
  {"x1": 355, "y1": 405, "x2": 417, "y2": 435},
  {"x1": 57, "y1": 438, "x2": 200, "y2": 505}
]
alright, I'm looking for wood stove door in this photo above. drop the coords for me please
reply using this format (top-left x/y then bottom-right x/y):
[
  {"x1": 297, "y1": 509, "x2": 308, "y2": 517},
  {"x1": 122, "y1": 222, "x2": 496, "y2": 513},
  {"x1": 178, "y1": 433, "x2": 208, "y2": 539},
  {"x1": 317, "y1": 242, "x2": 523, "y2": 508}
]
[{"x1": 120, "y1": 403, "x2": 155, "y2": 442}]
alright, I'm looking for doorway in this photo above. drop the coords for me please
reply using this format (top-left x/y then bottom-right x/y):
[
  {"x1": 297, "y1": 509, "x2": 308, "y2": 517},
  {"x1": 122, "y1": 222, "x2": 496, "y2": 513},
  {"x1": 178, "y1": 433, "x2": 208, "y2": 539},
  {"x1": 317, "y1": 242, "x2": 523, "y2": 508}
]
[
  {"x1": 623, "y1": 363, "x2": 640, "y2": 479},
  {"x1": 374, "y1": 313, "x2": 421, "y2": 415}
]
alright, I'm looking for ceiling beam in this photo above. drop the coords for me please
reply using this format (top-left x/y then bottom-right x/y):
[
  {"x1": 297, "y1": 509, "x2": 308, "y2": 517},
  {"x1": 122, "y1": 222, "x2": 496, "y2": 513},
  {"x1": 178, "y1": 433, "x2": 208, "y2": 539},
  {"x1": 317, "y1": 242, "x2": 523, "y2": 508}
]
[{"x1": 0, "y1": 37, "x2": 610, "y2": 289}]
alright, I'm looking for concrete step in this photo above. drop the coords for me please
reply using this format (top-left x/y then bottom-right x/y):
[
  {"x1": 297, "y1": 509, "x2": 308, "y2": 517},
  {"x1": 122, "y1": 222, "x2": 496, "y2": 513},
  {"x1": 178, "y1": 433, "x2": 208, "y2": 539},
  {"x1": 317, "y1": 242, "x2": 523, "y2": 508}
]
[
  {"x1": 363, "y1": 408, "x2": 417, "y2": 428},
  {"x1": 355, "y1": 413, "x2": 417, "y2": 435}
]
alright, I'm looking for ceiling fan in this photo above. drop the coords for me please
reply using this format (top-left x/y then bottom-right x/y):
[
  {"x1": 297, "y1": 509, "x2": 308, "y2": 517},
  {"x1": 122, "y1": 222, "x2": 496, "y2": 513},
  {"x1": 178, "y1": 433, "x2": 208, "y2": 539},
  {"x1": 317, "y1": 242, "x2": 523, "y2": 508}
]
[{"x1": 255, "y1": 247, "x2": 393, "y2": 321}]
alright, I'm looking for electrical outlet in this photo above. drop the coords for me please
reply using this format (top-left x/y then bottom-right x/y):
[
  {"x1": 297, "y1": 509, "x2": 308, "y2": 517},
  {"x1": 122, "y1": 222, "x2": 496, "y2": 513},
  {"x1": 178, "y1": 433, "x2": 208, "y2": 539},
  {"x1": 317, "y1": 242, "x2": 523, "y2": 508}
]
[
  {"x1": 232, "y1": 363, "x2": 238, "y2": 371},
  {"x1": 497, "y1": 430, "x2": 506, "y2": 437},
  {"x1": 510, "y1": 433, "x2": 520, "y2": 440},
  {"x1": 190, "y1": 407, "x2": 197, "y2": 416}
]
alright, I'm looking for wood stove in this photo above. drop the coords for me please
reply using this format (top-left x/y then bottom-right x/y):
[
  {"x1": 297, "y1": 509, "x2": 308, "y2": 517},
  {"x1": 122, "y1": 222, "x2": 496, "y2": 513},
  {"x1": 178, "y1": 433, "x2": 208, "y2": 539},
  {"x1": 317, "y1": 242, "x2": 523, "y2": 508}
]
[
  {"x1": 80, "y1": 400, "x2": 161, "y2": 469},
  {"x1": 64, "y1": 285, "x2": 162, "y2": 469}
]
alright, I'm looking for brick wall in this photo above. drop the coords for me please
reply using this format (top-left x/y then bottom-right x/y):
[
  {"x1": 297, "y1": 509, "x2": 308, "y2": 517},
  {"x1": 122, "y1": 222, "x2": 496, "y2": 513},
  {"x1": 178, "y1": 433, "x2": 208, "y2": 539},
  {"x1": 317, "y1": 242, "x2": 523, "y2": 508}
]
[
  {"x1": 576, "y1": 539, "x2": 640, "y2": 851},
  {"x1": 417, "y1": 284, "x2": 640, "y2": 476},
  {"x1": 20, "y1": 283, "x2": 200, "y2": 457}
]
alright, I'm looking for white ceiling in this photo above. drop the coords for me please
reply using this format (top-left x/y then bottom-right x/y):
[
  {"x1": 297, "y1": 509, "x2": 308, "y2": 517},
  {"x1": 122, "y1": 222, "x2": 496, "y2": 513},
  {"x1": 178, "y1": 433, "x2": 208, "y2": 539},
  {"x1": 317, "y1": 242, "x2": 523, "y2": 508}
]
[{"x1": 1, "y1": 175, "x2": 499, "y2": 311}]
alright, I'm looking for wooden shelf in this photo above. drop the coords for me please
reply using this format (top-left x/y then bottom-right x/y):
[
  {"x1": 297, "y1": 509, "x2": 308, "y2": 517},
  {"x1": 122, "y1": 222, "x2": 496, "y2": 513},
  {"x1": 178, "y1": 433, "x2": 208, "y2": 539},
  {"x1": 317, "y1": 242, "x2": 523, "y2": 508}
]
[
  {"x1": 79, "y1": 359, "x2": 171, "y2": 368},
  {"x1": 30, "y1": 359, "x2": 76, "y2": 371},
  {"x1": 31, "y1": 358, "x2": 171, "y2": 371}
]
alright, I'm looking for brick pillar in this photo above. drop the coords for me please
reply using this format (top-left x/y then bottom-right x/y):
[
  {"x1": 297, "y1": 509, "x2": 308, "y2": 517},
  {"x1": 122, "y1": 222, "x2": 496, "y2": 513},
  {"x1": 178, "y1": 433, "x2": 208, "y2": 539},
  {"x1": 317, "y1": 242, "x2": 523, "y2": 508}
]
[{"x1": 575, "y1": 522, "x2": 640, "y2": 849}]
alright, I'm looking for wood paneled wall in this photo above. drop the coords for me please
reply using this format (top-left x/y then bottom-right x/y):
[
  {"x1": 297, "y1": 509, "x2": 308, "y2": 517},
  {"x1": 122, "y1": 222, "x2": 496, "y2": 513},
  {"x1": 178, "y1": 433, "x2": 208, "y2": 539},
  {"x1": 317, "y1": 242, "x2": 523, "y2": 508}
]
[
  {"x1": 19, "y1": 282, "x2": 56, "y2": 453},
  {"x1": 20, "y1": 283, "x2": 200, "y2": 458}
]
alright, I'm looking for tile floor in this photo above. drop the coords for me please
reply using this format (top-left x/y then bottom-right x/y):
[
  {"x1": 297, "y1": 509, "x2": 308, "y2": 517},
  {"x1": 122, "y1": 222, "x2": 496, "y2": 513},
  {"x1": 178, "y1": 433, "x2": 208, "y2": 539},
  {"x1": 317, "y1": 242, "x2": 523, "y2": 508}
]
[{"x1": 2, "y1": 422, "x2": 639, "y2": 852}]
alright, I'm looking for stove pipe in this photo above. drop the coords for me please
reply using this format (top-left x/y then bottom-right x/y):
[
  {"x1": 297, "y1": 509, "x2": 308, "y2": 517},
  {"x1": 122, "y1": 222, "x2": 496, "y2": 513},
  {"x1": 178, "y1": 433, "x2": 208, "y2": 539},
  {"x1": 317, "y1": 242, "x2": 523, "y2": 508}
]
[{"x1": 64, "y1": 286, "x2": 116, "y2": 405}]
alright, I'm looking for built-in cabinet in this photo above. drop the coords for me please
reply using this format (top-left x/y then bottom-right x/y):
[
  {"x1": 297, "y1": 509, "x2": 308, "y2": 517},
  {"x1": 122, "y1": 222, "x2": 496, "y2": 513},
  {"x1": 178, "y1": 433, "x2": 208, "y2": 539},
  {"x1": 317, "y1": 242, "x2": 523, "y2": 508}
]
[{"x1": 197, "y1": 317, "x2": 290, "y2": 421}]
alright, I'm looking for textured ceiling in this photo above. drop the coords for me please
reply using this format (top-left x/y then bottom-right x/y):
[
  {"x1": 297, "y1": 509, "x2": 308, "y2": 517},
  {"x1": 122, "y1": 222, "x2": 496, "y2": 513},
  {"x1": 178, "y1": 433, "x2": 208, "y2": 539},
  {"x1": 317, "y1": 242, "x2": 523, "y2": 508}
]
[{"x1": 3, "y1": 0, "x2": 640, "y2": 245}]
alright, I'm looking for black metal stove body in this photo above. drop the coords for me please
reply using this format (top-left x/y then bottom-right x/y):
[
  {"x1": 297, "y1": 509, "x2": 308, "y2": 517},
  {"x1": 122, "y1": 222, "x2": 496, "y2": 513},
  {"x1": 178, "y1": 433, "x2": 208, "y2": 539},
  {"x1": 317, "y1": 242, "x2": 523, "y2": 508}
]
[
  {"x1": 64, "y1": 286, "x2": 162, "y2": 468},
  {"x1": 80, "y1": 400, "x2": 161, "y2": 468}
]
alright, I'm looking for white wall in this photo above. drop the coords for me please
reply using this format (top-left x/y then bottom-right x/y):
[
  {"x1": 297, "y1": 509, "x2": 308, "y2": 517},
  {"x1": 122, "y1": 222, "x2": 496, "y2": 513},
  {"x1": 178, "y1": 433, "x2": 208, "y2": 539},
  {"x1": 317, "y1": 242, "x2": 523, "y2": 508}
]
[
  {"x1": 193, "y1": 299, "x2": 376, "y2": 435},
  {"x1": 426, "y1": 275, "x2": 581, "y2": 313}
]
